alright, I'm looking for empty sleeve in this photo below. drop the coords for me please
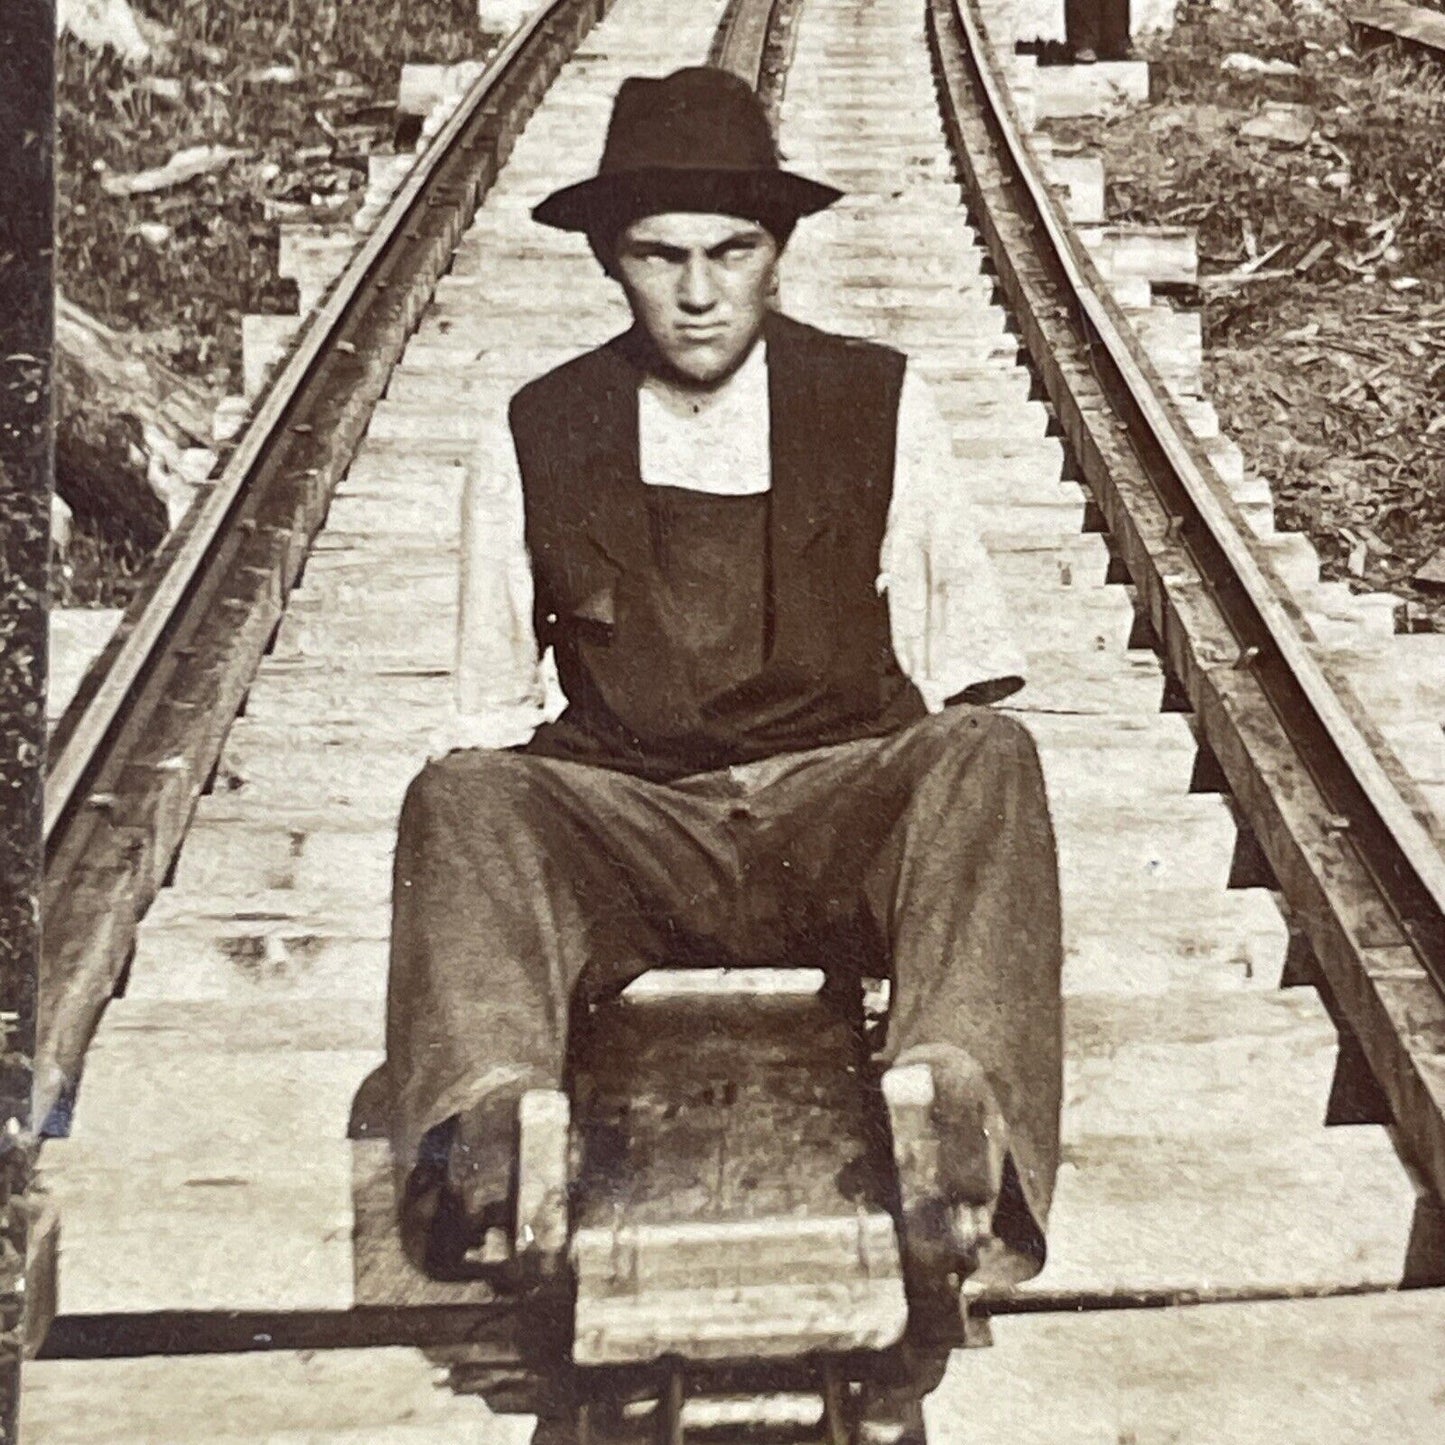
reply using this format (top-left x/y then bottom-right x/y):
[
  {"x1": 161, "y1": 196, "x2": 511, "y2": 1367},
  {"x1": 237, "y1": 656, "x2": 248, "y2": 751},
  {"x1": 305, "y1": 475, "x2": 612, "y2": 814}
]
[{"x1": 878, "y1": 367, "x2": 1027, "y2": 710}]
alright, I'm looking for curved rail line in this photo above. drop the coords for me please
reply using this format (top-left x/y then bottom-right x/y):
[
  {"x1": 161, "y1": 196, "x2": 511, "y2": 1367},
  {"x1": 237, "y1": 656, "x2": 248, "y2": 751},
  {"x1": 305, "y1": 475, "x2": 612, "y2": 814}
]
[
  {"x1": 38, "y1": 0, "x2": 617, "y2": 1132},
  {"x1": 45, "y1": 0, "x2": 590, "y2": 843},
  {"x1": 29, "y1": 0, "x2": 1445, "y2": 1411},
  {"x1": 931, "y1": 0, "x2": 1445, "y2": 1209},
  {"x1": 707, "y1": 0, "x2": 774, "y2": 76}
]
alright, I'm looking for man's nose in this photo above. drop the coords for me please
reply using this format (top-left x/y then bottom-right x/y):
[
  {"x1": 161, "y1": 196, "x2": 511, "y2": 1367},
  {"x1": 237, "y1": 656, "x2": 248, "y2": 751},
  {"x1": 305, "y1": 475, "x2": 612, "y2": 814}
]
[{"x1": 677, "y1": 256, "x2": 717, "y2": 312}]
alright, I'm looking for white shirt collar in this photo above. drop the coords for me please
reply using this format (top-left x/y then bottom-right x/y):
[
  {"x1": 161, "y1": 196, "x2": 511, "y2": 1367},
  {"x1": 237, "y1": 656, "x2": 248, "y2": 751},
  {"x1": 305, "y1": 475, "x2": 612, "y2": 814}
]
[{"x1": 637, "y1": 340, "x2": 771, "y2": 495}]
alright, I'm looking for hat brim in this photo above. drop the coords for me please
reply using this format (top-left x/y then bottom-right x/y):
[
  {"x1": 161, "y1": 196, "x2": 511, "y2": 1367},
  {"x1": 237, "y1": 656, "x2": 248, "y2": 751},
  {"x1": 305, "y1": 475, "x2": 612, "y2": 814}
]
[{"x1": 531, "y1": 165, "x2": 843, "y2": 236}]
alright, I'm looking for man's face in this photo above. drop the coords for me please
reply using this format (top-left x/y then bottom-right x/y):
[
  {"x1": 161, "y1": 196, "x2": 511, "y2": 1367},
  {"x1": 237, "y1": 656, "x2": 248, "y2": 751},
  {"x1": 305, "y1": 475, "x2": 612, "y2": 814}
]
[{"x1": 613, "y1": 212, "x2": 780, "y2": 386}]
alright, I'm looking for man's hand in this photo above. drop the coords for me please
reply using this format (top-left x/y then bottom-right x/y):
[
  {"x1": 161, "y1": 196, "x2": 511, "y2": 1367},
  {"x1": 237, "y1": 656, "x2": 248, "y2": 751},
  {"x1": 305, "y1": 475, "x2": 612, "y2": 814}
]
[{"x1": 946, "y1": 675, "x2": 1025, "y2": 708}]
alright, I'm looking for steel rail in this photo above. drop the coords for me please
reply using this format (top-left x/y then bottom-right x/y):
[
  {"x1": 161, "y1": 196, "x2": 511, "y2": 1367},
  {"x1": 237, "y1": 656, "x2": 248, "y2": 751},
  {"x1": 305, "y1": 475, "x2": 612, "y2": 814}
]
[
  {"x1": 934, "y1": 0, "x2": 1445, "y2": 1206},
  {"x1": 711, "y1": 0, "x2": 802, "y2": 134},
  {"x1": 43, "y1": 0, "x2": 582, "y2": 847},
  {"x1": 954, "y1": 0, "x2": 1445, "y2": 945},
  {"x1": 29, "y1": 0, "x2": 788, "y2": 1357},
  {"x1": 36, "y1": 0, "x2": 617, "y2": 1138},
  {"x1": 708, "y1": 0, "x2": 774, "y2": 77},
  {"x1": 34, "y1": 0, "x2": 787, "y2": 1138}
]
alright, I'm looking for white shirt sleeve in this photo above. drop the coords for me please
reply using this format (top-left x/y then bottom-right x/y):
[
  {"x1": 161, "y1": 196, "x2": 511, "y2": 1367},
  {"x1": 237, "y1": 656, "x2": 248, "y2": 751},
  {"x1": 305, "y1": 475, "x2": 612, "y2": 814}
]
[
  {"x1": 452, "y1": 419, "x2": 553, "y2": 747},
  {"x1": 879, "y1": 366, "x2": 1027, "y2": 711}
]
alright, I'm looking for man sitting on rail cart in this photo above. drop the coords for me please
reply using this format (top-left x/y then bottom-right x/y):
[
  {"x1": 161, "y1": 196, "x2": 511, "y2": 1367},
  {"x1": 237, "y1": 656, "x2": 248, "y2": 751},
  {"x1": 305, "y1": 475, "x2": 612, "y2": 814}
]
[{"x1": 383, "y1": 66, "x2": 1063, "y2": 1295}]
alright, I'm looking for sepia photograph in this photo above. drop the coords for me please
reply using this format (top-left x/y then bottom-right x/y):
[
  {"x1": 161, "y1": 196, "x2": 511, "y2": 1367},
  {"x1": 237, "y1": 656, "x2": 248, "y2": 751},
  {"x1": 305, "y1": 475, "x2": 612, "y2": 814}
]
[{"x1": 4, "y1": 0, "x2": 1445, "y2": 1437}]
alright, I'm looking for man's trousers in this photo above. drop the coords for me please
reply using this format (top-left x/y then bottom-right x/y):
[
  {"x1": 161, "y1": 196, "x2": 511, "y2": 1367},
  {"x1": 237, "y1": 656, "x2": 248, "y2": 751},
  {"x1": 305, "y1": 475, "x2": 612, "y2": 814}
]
[{"x1": 384, "y1": 705, "x2": 1063, "y2": 1277}]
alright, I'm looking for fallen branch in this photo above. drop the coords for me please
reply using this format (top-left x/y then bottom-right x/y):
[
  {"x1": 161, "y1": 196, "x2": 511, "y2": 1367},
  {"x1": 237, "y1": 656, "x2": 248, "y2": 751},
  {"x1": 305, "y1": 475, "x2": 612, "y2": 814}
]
[
  {"x1": 100, "y1": 144, "x2": 248, "y2": 198},
  {"x1": 55, "y1": 294, "x2": 216, "y2": 544},
  {"x1": 1200, "y1": 266, "x2": 1295, "y2": 292}
]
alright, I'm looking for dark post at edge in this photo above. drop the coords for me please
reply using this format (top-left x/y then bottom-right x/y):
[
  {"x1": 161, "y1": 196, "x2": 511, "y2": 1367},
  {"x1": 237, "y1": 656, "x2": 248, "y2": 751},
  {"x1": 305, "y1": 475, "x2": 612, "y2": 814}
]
[{"x1": 0, "y1": 0, "x2": 56, "y2": 1437}]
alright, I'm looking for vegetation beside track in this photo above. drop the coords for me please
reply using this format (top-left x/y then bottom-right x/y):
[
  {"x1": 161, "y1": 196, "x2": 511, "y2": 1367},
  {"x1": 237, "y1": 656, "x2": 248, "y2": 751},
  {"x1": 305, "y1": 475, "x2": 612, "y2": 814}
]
[
  {"x1": 1053, "y1": 0, "x2": 1445, "y2": 623},
  {"x1": 56, "y1": 0, "x2": 499, "y2": 605}
]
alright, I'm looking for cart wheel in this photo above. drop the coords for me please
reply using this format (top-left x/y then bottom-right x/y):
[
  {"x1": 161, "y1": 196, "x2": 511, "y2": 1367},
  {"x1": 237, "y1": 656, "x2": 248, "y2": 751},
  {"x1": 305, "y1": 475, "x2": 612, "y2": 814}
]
[
  {"x1": 821, "y1": 1359, "x2": 859, "y2": 1445},
  {"x1": 858, "y1": 1340, "x2": 949, "y2": 1445},
  {"x1": 856, "y1": 1383, "x2": 927, "y2": 1445},
  {"x1": 532, "y1": 1414, "x2": 583, "y2": 1445}
]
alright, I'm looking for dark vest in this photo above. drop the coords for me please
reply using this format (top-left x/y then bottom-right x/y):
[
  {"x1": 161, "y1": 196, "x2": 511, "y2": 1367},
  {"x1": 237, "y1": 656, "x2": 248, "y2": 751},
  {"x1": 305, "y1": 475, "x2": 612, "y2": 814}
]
[{"x1": 509, "y1": 311, "x2": 927, "y2": 780}]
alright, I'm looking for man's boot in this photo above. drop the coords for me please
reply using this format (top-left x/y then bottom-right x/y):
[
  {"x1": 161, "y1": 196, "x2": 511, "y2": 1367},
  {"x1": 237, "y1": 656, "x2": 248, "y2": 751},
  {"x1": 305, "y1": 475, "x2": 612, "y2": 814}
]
[{"x1": 881, "y1": 1043, "x2": 1008, "y2": 1298}]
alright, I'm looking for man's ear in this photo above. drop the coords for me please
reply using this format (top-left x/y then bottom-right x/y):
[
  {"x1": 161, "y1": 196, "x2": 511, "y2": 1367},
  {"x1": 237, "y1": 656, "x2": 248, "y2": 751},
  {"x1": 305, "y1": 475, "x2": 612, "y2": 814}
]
[
  {"x1": 760, "y1": 229, "x2": 786, "y2": 305},
  {"x1": 766, "y1": 263, "x2": 781, "y2": 307}
]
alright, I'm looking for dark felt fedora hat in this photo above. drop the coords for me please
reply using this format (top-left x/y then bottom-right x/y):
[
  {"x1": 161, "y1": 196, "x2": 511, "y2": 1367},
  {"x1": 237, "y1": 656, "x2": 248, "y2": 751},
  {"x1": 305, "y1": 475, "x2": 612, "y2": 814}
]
[{"x1": 532, "y1": 66, "x2": 842, "y2": 237}]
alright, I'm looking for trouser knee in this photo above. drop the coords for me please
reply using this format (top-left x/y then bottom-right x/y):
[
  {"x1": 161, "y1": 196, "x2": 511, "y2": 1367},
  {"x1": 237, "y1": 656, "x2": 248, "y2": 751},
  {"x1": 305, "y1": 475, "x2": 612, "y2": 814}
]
[
  {"x1": 921, "y1": 705, "x2": 1042, "y2": 776},
  {"x1": 400, "y1": 748, "x2": 546, "y2": 839}
]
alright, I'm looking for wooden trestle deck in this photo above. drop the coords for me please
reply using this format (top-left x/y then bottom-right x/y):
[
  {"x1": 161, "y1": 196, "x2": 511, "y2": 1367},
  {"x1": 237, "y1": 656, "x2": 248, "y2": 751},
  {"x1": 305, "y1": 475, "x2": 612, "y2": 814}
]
[{"x1": 25, "y1": 0, "x2": 1445, "y2": 1437}]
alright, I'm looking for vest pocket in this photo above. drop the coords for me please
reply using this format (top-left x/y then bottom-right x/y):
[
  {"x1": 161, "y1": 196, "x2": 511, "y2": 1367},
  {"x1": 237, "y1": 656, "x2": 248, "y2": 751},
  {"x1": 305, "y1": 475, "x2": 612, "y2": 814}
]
[
  {"x1": 571, "y1": 583, "x2": 616, "y2": 629},
  {"x1": 555, "y1": 555, "x2": 620, "y2": 646}
]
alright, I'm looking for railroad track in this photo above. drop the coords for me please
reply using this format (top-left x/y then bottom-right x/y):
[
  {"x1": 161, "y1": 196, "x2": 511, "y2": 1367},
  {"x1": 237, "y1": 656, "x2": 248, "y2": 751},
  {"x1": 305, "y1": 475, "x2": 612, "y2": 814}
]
[
  {"x1": 25, "y1": 0, "x2": 1445, "y2": 1437},
  {"x1": 45, "y1": 22, "x2": 510, "y2": 734}
]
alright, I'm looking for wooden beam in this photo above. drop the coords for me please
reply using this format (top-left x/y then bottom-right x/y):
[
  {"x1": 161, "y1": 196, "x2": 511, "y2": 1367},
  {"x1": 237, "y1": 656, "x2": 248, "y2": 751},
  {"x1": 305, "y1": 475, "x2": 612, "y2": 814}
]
[
  {"x1": 37, "y1": 979, "x2": 1427, "y2": 1327},
  {"x1": 934, "y1": 1288, "x2": 1445, "y2": 1443}
]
